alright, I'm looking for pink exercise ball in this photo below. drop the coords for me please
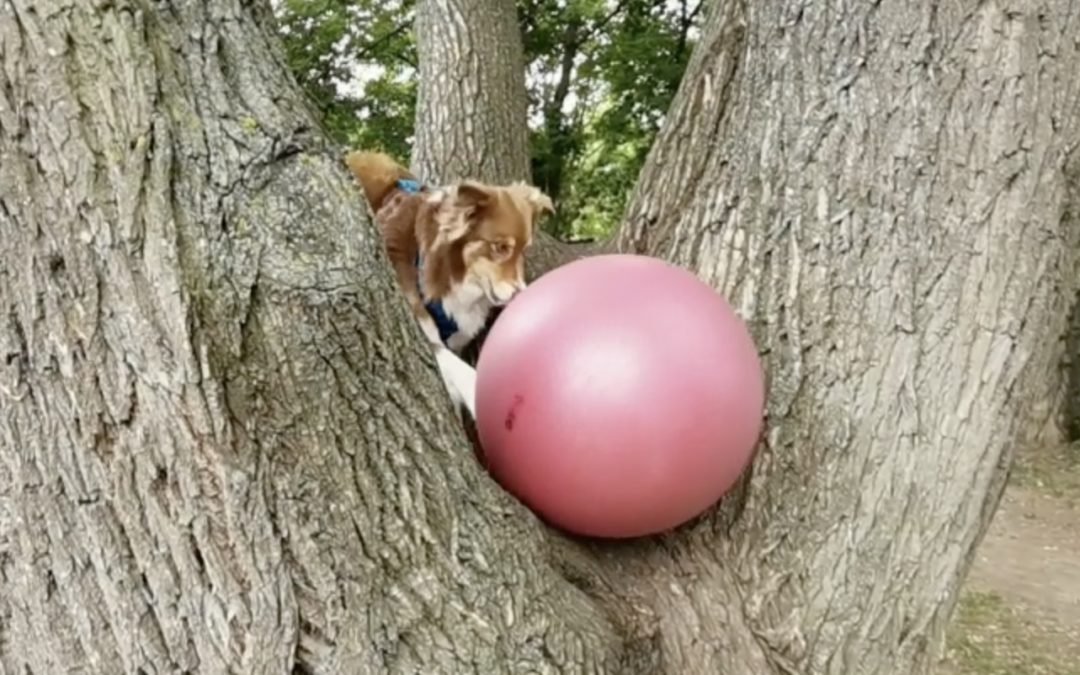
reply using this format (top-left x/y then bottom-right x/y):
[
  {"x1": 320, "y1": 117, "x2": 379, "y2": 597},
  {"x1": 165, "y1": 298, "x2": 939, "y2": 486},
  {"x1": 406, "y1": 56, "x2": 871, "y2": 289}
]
[{"x1": 475, "y1": 254, "x2": 764, "y2": 538}]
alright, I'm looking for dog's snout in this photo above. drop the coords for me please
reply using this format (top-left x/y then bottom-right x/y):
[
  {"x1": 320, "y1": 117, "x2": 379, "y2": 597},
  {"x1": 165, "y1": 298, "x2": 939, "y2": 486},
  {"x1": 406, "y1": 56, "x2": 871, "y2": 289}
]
[{"x1": 491, "y1": 279, "x2": 526, "y2": 305}]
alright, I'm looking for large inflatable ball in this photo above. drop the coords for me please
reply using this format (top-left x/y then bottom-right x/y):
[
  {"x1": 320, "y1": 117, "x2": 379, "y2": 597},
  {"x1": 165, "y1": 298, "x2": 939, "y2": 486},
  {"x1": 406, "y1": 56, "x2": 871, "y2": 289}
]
[{"x1": 475, "y1": 254, "x2": 764, "y2": 538}]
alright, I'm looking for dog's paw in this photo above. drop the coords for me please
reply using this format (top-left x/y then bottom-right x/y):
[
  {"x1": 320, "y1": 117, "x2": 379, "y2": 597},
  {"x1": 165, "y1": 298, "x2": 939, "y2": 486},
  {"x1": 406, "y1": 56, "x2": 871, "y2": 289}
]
[{"x1": 446, "y1": 332, "x2": 472, "y2": 353}]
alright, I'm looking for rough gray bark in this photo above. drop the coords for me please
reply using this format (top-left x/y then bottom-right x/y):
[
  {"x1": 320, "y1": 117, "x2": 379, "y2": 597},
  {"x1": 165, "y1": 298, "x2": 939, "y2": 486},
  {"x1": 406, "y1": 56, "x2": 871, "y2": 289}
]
[
  {"x1": 0, "y1": 2, "x2": 620, "y2": 672},
  {"x1": 412, "y1": 0, "x2": 530, "y2": 184},
  {"x1": 607, "y1": 1, "x2": 1080, "y2": 672}
]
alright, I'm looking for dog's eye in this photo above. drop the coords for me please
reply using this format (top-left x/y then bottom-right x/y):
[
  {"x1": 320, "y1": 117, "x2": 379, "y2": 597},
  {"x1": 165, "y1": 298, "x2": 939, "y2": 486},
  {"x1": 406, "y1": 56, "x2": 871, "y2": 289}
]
[{"x1": 491, "y1": 241, "x2": 513, "y2": 259}]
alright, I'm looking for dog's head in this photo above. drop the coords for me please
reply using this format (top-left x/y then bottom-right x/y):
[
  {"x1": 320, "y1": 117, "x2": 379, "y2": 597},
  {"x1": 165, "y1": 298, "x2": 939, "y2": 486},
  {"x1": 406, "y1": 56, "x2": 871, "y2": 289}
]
[{"x1": 427, "y1": 180, "x2": 554, "y2": 306}]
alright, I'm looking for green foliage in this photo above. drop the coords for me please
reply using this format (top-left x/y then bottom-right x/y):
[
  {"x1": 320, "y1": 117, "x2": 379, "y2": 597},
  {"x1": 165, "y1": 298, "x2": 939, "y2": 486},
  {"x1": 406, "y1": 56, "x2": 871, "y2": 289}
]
[
  {"x1": 272, "y1": 0, "x2": 701, "y2": 240},
  {"x1": 275, "y1": 0, "x2": 416, "y2": 158}
]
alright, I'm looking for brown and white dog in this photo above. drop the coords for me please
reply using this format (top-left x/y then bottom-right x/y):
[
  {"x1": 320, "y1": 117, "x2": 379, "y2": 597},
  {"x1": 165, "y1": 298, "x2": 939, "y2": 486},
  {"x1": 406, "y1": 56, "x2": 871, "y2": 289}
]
[{"x1": 345, "y1": 150, "x2": 553, "y2": 414}]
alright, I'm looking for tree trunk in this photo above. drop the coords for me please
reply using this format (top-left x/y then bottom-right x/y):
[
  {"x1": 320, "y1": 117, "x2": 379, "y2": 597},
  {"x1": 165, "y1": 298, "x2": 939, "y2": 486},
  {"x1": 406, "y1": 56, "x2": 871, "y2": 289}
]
[
  {"x1": 412, "y1": 0, "x2": 530, "y2": 184},
  {"x1": 5, "y1": 1, "x2": 1080, "y2": 675},
  {"x1": 611, "y1": 1, "x2": 1080, "y2": 671},
  {"x1": 0, "y1": 2, "x2": 620, "y2": 672},
  {"x1": 535, "y1": 22, "x2": 581, "y2": 205}
]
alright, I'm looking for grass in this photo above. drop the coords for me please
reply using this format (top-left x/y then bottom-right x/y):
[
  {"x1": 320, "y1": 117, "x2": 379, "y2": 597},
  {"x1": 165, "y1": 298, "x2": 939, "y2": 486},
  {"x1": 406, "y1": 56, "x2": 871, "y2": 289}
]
[
  {"x1": 1010, "y1": 442, "x2": 1080, "y2": 504},
  {"x1": 940, "y1": 440, "x2": 1080, "y2": 674},
  {"x1": 942, "y1": 591, "x2": 1080, "y2": 675}
]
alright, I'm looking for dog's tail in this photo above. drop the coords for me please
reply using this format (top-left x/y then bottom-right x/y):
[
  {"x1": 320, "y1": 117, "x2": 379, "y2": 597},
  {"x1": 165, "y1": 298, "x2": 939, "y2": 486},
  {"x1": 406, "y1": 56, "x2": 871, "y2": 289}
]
[{"x1": 344, "y1": 150, "x2": 415, "y2": 212}]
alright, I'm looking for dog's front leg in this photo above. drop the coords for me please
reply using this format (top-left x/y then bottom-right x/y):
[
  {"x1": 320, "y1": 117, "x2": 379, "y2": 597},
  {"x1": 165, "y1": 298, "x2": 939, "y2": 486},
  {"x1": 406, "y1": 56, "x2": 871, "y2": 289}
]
[
  {"x1": 416, "y1": 312, "x2": 444, "y2": 347},
  {"x1": 433, "y1": 346, "x2": 477, "y2": 419}
]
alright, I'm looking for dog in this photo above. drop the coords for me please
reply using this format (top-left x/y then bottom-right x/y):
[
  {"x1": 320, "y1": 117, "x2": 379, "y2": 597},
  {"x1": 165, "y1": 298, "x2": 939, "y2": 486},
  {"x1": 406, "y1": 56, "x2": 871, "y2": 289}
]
[{"x1": 345, "y1": 150, "x2": 553, "y2": 415}]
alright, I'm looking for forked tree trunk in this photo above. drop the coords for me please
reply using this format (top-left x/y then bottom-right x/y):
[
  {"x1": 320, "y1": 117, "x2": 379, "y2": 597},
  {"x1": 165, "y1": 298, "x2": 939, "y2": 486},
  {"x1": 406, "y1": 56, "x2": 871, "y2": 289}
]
[
  {"x1": 0, "y1": 2, "x2": 618, "y2": 672},
  {"x1": 412, "y1": 0, "x2": 530, "y2": 183},
  {"x1": 4, "y1": 1, "x2": 1080, "y2": 675}
]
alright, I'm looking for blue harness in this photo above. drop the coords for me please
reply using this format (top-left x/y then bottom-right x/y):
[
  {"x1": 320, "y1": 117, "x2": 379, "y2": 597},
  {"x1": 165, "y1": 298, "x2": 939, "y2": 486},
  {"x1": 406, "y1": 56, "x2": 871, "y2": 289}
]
[{"x1": 396, "y1": 178, "x2": 459, "y2": 343}]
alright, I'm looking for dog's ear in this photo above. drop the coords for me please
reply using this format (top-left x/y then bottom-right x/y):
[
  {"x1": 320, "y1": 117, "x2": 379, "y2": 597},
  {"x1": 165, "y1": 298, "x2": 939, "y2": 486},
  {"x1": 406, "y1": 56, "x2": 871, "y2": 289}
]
[
  {"x1": 533, "y1": 190, "x2": 555, "y2": 216},
  {"x1": 428, "y1": 180, "x2": 491, "y2": 243},
  {"x1": 509, "y1": 183, "x2": 554, "y2": 241},
  {"x1": 455, "y1": 181, "x2": 492, "y2": 209},
  {"x1": 510, "y1": 182, "x2": 555, "y2": 219}
]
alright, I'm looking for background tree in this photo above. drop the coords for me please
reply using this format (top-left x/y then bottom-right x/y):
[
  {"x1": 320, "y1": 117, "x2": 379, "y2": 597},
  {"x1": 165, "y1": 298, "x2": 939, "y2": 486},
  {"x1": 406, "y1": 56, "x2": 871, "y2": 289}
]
[
  {"x1": 519, "y1": 0, "x2": 700, "y2": 236},
  {"x1": 413, "y1": 0, "x2": 531, "y2": 181},
  {"x1": 3, "y1": 3, "x2": 1079, "y2": 675}
]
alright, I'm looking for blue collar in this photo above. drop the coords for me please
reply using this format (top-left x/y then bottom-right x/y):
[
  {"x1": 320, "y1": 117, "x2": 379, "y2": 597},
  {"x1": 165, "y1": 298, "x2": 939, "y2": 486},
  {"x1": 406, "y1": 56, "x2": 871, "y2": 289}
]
[
  {"x1": 415, "y1": 253, "x2": 459, "y2": 343},
  {"x1": 397, "y1": 178, "x2": 422, "y2": 193},
  {"x1": 396, "y1": 178, "x2": 459, "y2": 343}
]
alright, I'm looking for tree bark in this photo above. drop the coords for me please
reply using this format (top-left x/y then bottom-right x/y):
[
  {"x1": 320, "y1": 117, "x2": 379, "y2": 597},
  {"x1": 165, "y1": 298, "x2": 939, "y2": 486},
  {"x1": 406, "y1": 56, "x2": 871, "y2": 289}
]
[
  {"x1": 412, "y1": 0, "x2": 530, "y2": 184},
  {"x1": 610, "y1": 1, "x2": 1080, "y2": 671},
  {"x1": 0, "y1": 2, "x2": 619, "y2": 672}
]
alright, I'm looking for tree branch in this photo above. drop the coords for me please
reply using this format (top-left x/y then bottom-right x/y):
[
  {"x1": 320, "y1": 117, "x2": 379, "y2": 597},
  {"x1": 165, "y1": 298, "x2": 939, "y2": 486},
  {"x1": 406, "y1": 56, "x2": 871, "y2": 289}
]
[
  {"x1": 353, "y1": 19, "x2": 414, "y2": 62},
  {"x1": 575, "y1": 0, "x2": 633, "y2": 49}
]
